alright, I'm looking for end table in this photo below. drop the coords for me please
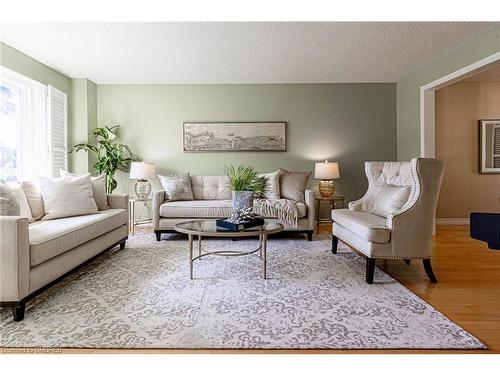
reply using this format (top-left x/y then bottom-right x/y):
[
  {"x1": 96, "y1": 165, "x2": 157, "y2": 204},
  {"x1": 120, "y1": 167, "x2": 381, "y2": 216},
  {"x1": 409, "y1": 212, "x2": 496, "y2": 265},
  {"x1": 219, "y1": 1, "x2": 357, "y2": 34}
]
[
  {"x1": 129, "y1": 198, "x2": 153, "y2": 235},
  {"x1": 315, "y1": 195, "x2": 345, "y2": 233}
]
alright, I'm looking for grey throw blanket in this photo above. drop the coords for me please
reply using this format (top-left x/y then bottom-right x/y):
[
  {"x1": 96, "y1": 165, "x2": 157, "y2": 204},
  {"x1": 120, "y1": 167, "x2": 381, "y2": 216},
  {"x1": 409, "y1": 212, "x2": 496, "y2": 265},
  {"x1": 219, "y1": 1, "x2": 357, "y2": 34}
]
[{"x1": 254, "y1": 198, "x2": 298, "y2": 227}]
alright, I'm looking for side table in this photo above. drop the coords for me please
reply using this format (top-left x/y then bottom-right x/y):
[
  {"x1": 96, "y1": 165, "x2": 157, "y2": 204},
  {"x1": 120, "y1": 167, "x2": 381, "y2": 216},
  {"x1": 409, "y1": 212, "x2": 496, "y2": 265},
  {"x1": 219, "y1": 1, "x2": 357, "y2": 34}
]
[
  {"x1": 315, "y1": 195, "x2": 345, "y2": 233},
  {"x1": 129, "y1": 198, "x2": 153, "y2": 235}
]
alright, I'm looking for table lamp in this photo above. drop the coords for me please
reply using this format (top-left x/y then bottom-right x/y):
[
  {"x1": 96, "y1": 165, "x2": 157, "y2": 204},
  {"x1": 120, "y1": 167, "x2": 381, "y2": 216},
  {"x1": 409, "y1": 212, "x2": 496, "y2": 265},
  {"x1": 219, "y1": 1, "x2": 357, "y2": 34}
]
[
  {"x1": 314, "y1": 160, "x2": 340, "y2": 199},
  {"x1": 129, "y1": 162, "x2": 156, "y2": 200}
]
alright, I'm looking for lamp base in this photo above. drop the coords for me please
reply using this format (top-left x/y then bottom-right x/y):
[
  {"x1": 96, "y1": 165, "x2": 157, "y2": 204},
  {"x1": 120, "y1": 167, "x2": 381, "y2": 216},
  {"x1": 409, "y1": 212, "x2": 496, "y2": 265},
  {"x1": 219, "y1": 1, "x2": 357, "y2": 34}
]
[
  {"x1": 319, "y1": 180, "x2": 335, "y2": 199},
  {"x1": 135, "y1": 179, "x2": 151, "y2": 200}
]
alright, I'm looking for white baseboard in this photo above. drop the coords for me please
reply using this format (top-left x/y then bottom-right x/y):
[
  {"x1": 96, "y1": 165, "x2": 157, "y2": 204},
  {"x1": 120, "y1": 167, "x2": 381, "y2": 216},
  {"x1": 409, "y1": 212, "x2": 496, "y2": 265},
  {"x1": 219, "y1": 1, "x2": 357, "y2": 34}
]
[{"x1": 435, "y1": 218, "x2": 470, "y2": 225}]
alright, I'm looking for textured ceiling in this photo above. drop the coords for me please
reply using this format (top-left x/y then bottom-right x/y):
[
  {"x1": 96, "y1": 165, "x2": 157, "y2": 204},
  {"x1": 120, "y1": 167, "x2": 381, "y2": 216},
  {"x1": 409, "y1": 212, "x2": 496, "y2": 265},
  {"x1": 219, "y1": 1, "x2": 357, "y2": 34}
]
[{"x1": 1, "y1": 22, "x2": 499, "y2": 84}]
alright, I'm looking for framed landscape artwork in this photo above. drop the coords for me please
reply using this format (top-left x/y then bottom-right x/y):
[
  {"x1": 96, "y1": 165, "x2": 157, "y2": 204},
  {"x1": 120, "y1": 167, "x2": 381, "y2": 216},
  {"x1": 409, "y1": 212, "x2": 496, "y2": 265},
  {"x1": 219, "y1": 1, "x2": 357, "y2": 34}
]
[{"x1": 183, "y1": 122, "x2": 286, "y2": 152}]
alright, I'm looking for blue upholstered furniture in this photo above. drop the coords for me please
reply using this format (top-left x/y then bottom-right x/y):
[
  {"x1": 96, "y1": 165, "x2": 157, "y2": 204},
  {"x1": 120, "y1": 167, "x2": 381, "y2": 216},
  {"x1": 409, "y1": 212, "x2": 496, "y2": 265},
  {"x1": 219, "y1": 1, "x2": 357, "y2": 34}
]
[{"x1": 470, "y1": 212, "x2": 500, "y2": 250}]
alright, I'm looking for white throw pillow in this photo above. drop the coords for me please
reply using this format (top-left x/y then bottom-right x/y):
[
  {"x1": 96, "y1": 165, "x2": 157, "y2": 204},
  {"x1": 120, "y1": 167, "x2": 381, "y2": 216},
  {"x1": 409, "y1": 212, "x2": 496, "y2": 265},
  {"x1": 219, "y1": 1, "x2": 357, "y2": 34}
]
[
  {"x1": 259, "y1": 170, "x2": 281, "y2": 201},
  {"x1": 371, "y1": 184, "x2": 411, "y2": 218},
  {"x1": 38, "y1": 174, "x2": 98, "y2": 220},
  {"x1": 158, "y1": 173, "x2": 194, "y2": 201},
  {"x1": 60, "y1": 170, "x2": 109, "y2": 210},
  {"x1": 5, "y1": 182, "x2": 34, "y2": 222}
]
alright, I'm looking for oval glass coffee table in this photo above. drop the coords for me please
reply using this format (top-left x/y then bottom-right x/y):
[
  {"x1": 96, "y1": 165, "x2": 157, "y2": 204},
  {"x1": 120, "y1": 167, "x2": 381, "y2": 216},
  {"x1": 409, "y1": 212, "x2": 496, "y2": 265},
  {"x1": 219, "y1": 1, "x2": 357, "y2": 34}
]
[{"x1": 174, "y1": 220, "x2": 284, "y2": 279}]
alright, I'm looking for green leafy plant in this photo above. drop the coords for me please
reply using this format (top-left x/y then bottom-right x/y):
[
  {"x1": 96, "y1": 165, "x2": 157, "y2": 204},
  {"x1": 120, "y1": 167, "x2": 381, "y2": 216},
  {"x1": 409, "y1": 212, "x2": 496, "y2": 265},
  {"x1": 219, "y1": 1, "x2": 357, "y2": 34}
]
[
  {"x1": 224, "y1": 164, "x2": 267, "y2": 196},
  {"x1": 69, "y1": 125, "x2": 139, "y2": 193}
]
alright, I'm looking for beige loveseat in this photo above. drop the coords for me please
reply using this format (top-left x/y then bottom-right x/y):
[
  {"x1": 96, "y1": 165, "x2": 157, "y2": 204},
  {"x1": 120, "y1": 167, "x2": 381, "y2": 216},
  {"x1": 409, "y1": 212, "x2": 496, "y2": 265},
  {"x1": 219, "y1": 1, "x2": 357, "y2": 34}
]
[
  {"x1": 0, "y1": 194, "x2": 129, "y2": 321},
  {"x1": 153, "y1": 175, "x2": 315, "y2": 241}
]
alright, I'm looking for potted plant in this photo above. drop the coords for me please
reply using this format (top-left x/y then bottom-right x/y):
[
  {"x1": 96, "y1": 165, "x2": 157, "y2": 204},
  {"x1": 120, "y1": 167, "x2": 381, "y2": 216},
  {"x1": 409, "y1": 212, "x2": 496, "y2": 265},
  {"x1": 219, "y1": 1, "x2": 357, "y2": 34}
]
[
  {"x1": 69, "y1": 125, "x2": 139, "y2": 193},
  {"x1": 224, "y1": 164, "x2": 267, "y2": 211}
]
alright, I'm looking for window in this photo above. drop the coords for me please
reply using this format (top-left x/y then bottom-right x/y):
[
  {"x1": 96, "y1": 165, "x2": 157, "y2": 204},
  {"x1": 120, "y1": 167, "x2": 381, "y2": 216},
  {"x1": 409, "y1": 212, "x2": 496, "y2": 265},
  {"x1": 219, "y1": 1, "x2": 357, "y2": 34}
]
[
  {"x1": 0, "y1": 67, "x2": 67, "y2": 182},
  {"x1": 493, "y1": 125, "x2": 500, "y2": 168}
]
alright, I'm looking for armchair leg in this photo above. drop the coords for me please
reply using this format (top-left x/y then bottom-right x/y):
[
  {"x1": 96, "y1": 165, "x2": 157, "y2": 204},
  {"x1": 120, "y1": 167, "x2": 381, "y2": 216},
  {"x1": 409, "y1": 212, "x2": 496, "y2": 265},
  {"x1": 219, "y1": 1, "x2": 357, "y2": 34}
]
[
  {"x1": 155, "y1": 232, "x2": 161, "y2": 241},
  {"x1": 306, "y1": 231, "x2": 313, "y2": 241},
  {"x1": 12, "y1": 301, "x2": 26, "y2": 322},
  {"x1": 332, "y1": 235, "x2": 338, "y2": 254},
  {"x1": 423, "y1": 259, "x2": 437, "y2": 283},
  {"x1": 366, "y1": 258, "x2": 375, "y2": 284},
  {"x1": 120, "y1": 241, "x2": 126, "y2": 250}
]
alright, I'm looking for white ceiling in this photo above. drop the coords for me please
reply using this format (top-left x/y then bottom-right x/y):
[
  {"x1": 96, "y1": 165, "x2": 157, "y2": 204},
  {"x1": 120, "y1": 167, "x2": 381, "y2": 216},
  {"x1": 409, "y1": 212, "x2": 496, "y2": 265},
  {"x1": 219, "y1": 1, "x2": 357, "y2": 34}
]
[{"x1": 1, "y1": 22, "x2": 498, "y2": 84}]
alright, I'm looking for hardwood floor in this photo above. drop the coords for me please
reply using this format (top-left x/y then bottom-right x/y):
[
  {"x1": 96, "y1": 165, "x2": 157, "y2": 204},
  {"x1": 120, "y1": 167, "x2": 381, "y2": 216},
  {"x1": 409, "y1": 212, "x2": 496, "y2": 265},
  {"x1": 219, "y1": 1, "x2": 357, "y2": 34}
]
[{"x1": 2, "y1": 224, "x2": 499, "y2": 354}]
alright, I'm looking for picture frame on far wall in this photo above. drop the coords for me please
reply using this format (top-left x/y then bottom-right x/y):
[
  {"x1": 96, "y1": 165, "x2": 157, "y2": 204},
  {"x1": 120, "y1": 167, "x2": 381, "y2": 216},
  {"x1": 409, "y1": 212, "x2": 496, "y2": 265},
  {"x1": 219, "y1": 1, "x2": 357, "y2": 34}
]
[
  {"x1": 183, "y1": 122, "x2": 286, "y2": 152},
  {"x1": 479, "y1": 119, "x2": 500, "y2": 174}
]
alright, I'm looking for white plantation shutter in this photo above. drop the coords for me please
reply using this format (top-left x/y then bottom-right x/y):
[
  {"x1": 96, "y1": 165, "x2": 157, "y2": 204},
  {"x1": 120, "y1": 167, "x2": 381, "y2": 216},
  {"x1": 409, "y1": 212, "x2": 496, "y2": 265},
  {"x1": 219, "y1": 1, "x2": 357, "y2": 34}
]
[
  {"x1": 494, "y1": 125, "x2": 500, "y2": 169},
  {"x1": 47, "y1": 85, "x2": 67, "y2": 177}
]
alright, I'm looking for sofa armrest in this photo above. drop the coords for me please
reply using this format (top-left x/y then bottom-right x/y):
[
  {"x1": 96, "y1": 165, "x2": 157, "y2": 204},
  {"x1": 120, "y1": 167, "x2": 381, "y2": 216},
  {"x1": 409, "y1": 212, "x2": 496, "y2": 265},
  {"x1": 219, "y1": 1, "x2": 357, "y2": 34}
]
[
  {"x1": 107, "y1": 194, "x2": 129, "y2": 210},
  {"x1": 0, "y1": 216, "x2": 30, "y2": 302},
  {"x1": 152, "y1": 190, "x2": 165, "y2": 230},
  {"x1": 304, "y1": 189, "x2": 315, "y2": 231},
  {"x1": 348, "y1": 198, "x2": 363, "y2": 211}
]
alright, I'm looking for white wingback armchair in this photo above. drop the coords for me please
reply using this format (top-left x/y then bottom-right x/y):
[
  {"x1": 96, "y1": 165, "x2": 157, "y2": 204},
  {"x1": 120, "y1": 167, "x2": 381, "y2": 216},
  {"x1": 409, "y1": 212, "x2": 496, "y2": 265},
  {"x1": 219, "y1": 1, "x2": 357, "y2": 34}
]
[{"x1": 331, "y1": 158, "x2": 444, "y2": 284}]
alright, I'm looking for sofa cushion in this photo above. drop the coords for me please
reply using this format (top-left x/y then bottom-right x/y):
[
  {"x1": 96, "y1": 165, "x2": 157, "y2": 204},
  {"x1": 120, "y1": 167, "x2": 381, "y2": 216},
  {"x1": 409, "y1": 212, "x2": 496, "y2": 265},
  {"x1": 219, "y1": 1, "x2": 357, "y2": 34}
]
[
  {"x1": 21, "y1": 181, "x2": 45, "y2": 220},
  {"x1": 158, "y1": 173, "x2": 194, "y2": 201},
  {"x1": 29, "y1": 208, "x2": 127, "y2": 266},
  {"x1": 0, "y1": 182, "x2": 20, "y2": 216},
  {"x1": 60, "y1": 171, "x2": 109, "y2": 210},
  {"x1": 279, "y1": 169, "x2": 311, "y2": 202},
  {"x1": 332, "y1": 209, "x2": 390, "y2": 244},
  {"x1": 190, "y1": 176, "x2": 231, "y2": 200},
  {"x1": 159, "y1": 200, "x2": 307, "y2": 219},
  {"x1": 259, "y1": 170, "x2": 281, "y2": 200},
  {"x1": 5, "y1": 182, "x2": 34, "y2": 222},
  {"x1": 361, "y1": 161, "x2": 413, "y2": 212},
  {"x1": 371, "y1": 184, "x2": 411, "y2": 218},
  {"x1": 38, "y1": 174, "x2": 98, "y2": 220}
]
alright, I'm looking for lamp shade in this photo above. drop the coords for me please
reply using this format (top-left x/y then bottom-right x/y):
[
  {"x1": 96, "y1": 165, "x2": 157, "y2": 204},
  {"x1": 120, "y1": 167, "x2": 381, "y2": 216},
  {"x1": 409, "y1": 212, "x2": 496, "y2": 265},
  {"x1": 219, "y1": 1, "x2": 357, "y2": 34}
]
[
  {"x1": 314, "y1": 160, "x2": 340, "y2": 180},
  {"x1": 129, "y1": 162, "x2": 155, "y2": 180}
]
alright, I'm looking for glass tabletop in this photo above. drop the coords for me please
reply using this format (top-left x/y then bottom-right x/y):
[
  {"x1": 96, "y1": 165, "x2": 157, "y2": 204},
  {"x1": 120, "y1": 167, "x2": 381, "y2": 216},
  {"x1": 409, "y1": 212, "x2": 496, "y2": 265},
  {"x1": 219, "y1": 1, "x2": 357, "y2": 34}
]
[{"x1": 174, "y1": 219, "x2": 284, "y2": 237}]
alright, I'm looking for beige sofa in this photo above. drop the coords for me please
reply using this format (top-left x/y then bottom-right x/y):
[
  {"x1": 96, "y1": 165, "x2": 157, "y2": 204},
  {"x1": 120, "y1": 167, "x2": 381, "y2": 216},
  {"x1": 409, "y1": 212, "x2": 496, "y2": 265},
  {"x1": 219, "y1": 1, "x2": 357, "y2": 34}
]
[
  {"x1": 0, "y1": 194, "x2": 129, "y2": 321},
  {"x1": 153, "y1": 175, "x2": 315, "y2": 240}
]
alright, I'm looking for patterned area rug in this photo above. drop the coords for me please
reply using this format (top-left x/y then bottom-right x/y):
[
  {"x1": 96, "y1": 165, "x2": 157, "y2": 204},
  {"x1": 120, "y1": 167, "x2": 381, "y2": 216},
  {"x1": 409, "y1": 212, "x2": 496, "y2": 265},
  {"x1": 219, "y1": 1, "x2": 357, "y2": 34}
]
[{"x1": 0, "y1": 233, "x2": 485, "y2": 349}]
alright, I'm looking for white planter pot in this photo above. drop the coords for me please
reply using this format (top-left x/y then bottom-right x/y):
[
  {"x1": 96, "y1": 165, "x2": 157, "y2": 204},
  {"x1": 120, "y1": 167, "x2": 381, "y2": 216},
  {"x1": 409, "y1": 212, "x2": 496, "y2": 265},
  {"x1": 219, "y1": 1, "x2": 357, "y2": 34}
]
[{"x1": 232, "y1": 191, "x2": 254, "y2": 211}]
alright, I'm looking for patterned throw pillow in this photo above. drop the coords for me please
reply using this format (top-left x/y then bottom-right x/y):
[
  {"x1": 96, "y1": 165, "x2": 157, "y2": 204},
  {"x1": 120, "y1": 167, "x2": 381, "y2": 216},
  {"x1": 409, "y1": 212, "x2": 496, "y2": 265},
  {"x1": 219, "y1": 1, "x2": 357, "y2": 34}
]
[
  {"x1": 0, "y1": 182, "x2": 20, "y2": 216},
  {"x1": 158, "y1": 173, "x2": 194, "y2": 201}
]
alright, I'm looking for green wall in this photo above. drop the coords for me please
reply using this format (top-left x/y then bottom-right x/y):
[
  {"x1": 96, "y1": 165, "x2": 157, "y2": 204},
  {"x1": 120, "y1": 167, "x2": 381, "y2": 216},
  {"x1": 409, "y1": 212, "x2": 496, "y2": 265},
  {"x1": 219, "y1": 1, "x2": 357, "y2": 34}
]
[
  {"x1": 0, "y1": 42, "x2": 71, "y2": 94},
  {"x1": 69, "y1": 78, "x2": 97, "y2": 173},
  {"x1": 97, "y1": 84, "x2": 397, "y2": 203},
  {"x1": 396, "y1": 27, "x2": 500, "y2": 160}
]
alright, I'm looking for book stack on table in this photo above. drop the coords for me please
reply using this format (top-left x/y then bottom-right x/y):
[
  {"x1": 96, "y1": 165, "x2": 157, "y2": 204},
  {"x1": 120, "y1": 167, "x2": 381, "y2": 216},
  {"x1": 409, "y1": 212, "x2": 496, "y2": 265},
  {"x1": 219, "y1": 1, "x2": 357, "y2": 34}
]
[{"x1": 216, "y1": 217, "x2": 265, "y2": 232}]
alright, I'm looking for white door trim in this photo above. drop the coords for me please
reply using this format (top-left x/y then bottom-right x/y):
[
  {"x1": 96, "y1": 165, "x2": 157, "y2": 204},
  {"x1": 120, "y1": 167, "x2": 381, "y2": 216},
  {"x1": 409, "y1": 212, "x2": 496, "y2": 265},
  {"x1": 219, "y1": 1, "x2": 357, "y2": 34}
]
[{"x1": 420, "y1": 51, "x2": 500, "y2": 157}]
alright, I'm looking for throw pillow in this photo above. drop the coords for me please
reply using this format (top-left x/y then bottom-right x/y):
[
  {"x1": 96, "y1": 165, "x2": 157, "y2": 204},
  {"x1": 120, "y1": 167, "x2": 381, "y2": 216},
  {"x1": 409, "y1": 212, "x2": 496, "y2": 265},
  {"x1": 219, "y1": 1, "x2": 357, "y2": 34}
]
[
  {"x1": 279, "y1": 169, "x2": 312, "y2": 202},
  {"x1": 158, "y1": 173, "x2": 194, "y2": 201},
  {"x1": 6, "y1": 182, "x2": 34, "y2": 222},
  {"x1": 258, "y1": 170, "x2": 281, "y2": 201},
  {"x1": 0, "y1": 182, "x2": 20, "y2": 216},
  {"x1": 371, "y1": 184, "x2": 411, "y2": 218},
  {"x1": 38, "y1": 174, "x2": 98, "y2": 220},
  {"x1": 60, "y1": 170, "x2": 109, "y2": 210},
  {"x1": 21, "y1": 181, "x2": 45, "y2": 220}
]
